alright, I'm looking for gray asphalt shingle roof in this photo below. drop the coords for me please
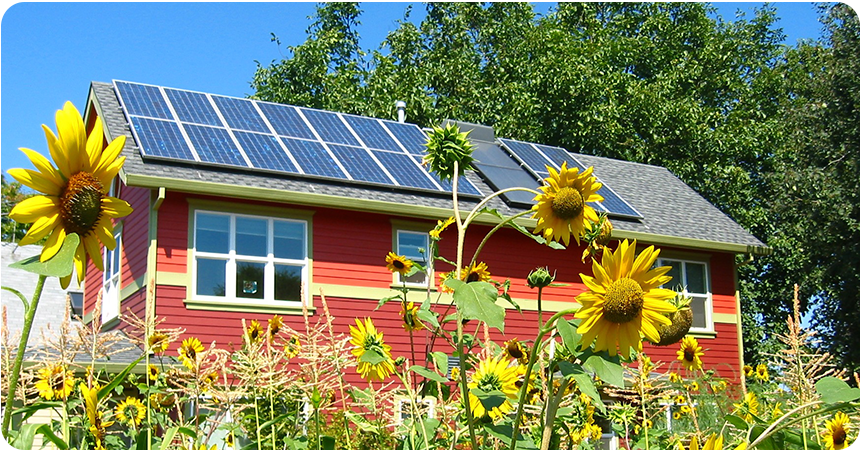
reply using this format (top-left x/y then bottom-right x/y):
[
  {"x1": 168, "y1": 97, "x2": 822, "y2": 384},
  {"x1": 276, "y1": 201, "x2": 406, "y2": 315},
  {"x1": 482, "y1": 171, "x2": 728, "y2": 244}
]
[{"x1": 89, "y1": 81, "x2": 767, "y2": 254}]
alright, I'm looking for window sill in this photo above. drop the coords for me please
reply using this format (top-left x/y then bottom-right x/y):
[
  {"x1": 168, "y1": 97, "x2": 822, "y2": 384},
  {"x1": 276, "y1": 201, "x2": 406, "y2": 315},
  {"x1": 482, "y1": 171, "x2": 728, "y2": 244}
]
[
  {"x1": 184, "y1": 297, "x2": 314, "y2": 315},
  {"x1": 389, "y1": 284, "x2": 437, "y2": 292},
  {"x1": 688, "y1": 329, "x2": 717, "y2": 339}
]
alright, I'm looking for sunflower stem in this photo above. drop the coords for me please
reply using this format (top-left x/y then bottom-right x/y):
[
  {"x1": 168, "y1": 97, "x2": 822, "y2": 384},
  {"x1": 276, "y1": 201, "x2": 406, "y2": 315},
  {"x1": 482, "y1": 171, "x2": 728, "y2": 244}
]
[
  {"x1": 462, "y1": 187, "x2": 540, "y2": 230},
  {"x1": 469, "y1": 210, "x2": 532, "y2": 267},
  {"x1": 2, "y1": 274, "x2": 47, "y2": 436}
]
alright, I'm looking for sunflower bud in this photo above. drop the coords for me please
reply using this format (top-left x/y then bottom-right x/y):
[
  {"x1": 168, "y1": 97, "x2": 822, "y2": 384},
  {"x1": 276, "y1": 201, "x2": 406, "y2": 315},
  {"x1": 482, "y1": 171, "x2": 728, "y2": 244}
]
[
  {"x1": 394, "y1": 356, "x2": 407, "y2": 367},
  {"x1": 422, "y1": 123, "x2": 475, "y2": 182},
  {"x1": 527, "y1": 267, "x2": 555, "y2": 289}
]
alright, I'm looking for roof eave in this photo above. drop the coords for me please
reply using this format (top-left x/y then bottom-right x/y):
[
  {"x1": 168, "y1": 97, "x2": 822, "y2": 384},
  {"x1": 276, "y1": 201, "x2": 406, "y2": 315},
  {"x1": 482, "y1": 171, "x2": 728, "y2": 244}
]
[{"x1": 124, "y1": 172, "x2": 771, "y2": 256}]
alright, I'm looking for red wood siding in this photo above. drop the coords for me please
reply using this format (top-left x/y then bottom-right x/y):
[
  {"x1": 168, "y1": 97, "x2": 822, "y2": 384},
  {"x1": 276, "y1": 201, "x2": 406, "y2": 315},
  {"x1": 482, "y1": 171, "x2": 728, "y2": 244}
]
[
  {"x1": 148, "y1": 192, "x2": 743, "y2": 384},
  {"x1": 120, "y1": 185, "x2": 150, "y2": 289}
]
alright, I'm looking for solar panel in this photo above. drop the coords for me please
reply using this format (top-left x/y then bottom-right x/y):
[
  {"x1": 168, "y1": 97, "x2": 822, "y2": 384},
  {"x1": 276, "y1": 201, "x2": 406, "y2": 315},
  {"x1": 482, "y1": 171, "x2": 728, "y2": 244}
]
[
  {"x1": 211, "y1": 96, "x2": 269, "y2": 133},
  {"x1": 280, "y1": 138, "x2": 347, "y2": 179},
  {"x1": 373, "y1": 151, "x2": 439, "y2": 190},
  {"x1": 234, "y1": 131, "x2": 299, "y2": 173},
  {"x1": 164, "y1": 89, "x2": 221, "y2": 126},
  {"x1": 184, "y1": 124, "x2": 248, "y2": 167},
  {"x1": 499, "y1": 139, "x2": 642, "y2": 219},
  {"x1": 383, "y1": 121, "x2": 428, "y2": 155},
  {"x1": 328, "y1": 145, "x2": 393, "y2": 184},
  {"x1": 471, "y1": 141, "x2": 539, "y2": 206},
  {"x1": 342, "y1": 115, "x2": 402, "y2": 152},
  {"x1": 114, "y1": 80, "x2": 483, "y2": 198},
  {"x1": 258, "y1": 103, "x2": 316, "y2": 140},
  {"x1": 131, "y1": 117, "x2": 195, "y2": 160},
  {"x1": 116, "y1": 82, "x2": 172, "y2": 119},
  {"x1": 300, "y1": 109, "x2": 360, "y2": 146}
]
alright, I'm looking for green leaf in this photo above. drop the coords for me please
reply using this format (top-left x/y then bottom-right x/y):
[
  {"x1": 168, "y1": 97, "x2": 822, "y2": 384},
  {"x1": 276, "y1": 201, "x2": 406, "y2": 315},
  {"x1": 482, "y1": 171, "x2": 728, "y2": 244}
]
[
  {"x1": 159, "y1": 427, "x2": 180, "y2": 450},
  {"x1": 816, "y1": 376, "x2": 860, "y2": 403},
  {"x1": 359, "y1": 348, "x2": 388, "y2": 365},
  {"x1": 375, "y1": 295, "x2": 401, "y2": 311},
  {"x1": 345, "y1": 411, "x2": 379, "y2": 434},
  {"x1": 724, "y1": 414, "x2": 749, "y2": 430},
  {"x1": 485, "y1": 422, "x2": 538, "y2": 450},
  {"x1": 470, "y1": 388, "x2": 508, "y2": 412},
  {"x1": 430, "y1": 351, "x2": 448, "y2": 375},
  {"x1": 410, "y1": 365, "x2": 448, "y2": 383},
  {"x1": 418, "y1": 299, "x2": 440, "y2": 329},
  {"x1": 310, "y1": 386, "x2": 323, "y2": 408},
  {"x1": 283, "y1": 436, "x2": 309, "y2": 450},
  {"x1": 9, "y1": 233, "x2": 79, "y2": 277},
  {"x1": 36, "y1": 424, "x2": 69, "y2": 450},
  {"x1": 11, "y1": 423, "x2": 40, "y2": 450},
  {"x1": 557, "y1": 362, "x2": 606, "y2": 413},
  {"x1": 447, "y1": 279, "x2": 505, "y2": 332},
  {"x1": 555, "y1": 318, "x2": 581, "y2": 352},
  {"x1": 320, "y1": 435, "x2": 336, "y2": 450},
  {"x1": 98, "y1": 354, "x2": 143, "y2": 402},
  {"x1": 1, "y1": 286, "x2": 28, "y2": 309},
  {"x1": 581, "y1": 351, "x2": 624, "y2": 387},
  {"x1": 12, "y1": 401, "x2": 64, "y2": 422}
]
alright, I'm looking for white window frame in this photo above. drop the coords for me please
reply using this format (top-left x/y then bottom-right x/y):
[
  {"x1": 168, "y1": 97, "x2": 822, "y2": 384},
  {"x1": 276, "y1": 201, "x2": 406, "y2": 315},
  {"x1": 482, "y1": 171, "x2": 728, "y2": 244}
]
[
  {"x1": 396, "y1": 396, "x2": 435, "y2": 425},
  {"x1": 395, "y1": 229, "x2": 431, "y2": 288},
  {"x1": 192, "y1": 210, "x2": 309, "y2": 306},
  {"x1": 101, "y1": 229, "x2": 122, "y2": 324},
  {"x1": 658, "y1": 258, "x2": 713, "y2": 333}
]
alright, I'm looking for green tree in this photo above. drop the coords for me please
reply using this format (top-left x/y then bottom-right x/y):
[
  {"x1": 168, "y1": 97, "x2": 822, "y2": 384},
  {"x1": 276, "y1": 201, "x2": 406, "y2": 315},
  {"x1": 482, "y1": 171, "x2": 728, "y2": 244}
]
[{"x1": 1, "y1": 174, "x2": 31, "y2": 242}]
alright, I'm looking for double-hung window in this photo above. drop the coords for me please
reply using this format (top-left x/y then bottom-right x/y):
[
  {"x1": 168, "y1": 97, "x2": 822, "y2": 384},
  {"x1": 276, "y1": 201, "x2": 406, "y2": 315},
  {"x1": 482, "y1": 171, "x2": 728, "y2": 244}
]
[
  {"x1": 658, "y1": 258, "x2": 712, "y2": 332},
  {"x1": 194, "y1": 211, "x2": 308, "y2": 304},
  {"x1": 395, "y1": 230, "x2": 429, "y2": 286},
  {"x1": 102, "y1": 229, "x2": 122, "y2": 324}
]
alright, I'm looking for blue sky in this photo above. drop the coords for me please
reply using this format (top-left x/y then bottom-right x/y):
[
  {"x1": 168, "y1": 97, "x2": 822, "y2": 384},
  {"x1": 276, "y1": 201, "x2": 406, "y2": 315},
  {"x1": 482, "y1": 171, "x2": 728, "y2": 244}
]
[{"x1": 0, "y1": 2, "x2": 830, "y2": 175}]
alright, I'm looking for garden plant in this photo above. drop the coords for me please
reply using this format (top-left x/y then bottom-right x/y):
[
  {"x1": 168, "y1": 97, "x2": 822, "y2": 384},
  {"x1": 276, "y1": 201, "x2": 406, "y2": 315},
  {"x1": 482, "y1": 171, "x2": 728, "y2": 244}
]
[{"x1": 1, "y1": 104, "x2": 858, "y2": 450}]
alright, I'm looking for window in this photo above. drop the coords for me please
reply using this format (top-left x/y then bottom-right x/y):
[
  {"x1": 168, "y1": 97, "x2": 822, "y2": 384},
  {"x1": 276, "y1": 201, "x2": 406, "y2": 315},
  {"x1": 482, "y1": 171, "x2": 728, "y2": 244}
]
[
  {"x1": 193, "y1": 211, "x2": 307, "y2": 304},
  {"x1": 102, "y1": 230, "x2": 122, "y2": 324},
  {"x1": 658, "y1": 258, "x2": 712, "y2": 332},
  {"x1": 395, "y1": 230, "x2": 430, "y2": 286},
  {"x1": 397, "y1": 397, "x2": 435, "y2": 424},
  {"x1": 68, "y1": 291, "x2": 83, "y2": 320}
]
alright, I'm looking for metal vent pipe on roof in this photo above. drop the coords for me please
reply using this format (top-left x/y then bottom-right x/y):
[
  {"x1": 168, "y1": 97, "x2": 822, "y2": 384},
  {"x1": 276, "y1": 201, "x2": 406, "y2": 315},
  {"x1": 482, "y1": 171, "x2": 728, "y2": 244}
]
[{"x1": 395, "y1": 101, "x2": 406, "y2": 123}]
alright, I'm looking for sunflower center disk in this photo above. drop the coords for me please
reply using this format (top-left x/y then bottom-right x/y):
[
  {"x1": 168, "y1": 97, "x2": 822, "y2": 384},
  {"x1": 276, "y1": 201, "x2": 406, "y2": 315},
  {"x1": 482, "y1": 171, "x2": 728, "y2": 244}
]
[
  {"x1": 60, "y1": 172, "x2": 105, "y2": 236},
  {"x1": 477, "y1": 373, "x2": 503, "y2": 392},
  {"x1": 603, "y1": 278, "x2": 645, "y2": 323},
  {"x1": 684, "y1": 349, "x2": 696, "y2": 362},
  {"x1": 551, "y1": 187, "x2": 584, "y2": 220},
  {"x1": 833, "y1": 428, "x2": 846, "y2": 446}
]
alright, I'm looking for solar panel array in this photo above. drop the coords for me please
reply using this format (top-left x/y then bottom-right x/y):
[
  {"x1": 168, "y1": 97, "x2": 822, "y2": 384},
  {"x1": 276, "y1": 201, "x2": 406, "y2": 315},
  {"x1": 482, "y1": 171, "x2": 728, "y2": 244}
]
[
  {"x1": 498, "y1": 138, "x2": 642, "y2": 219},
  {"x1": 114, "y1": 81, "x2": 482, "y2": 196}
]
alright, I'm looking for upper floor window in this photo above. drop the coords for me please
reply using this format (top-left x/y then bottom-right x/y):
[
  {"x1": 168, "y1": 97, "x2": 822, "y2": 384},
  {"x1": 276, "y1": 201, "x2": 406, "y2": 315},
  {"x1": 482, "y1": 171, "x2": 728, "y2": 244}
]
[
  {"x1": 658, "y1": 258, "x2": 712, "y2": 332},
  {"x1": 395, "y1": 230, "x2": 429, "y2": 286},
  {"x1": 193, "y1": 211, "x2": 307, "y2": 304}
]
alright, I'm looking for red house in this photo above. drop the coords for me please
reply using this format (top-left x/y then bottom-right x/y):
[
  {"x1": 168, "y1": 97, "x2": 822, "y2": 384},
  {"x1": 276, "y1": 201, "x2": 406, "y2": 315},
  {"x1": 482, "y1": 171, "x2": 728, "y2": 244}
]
[{"x1": 80, "y1": 80, "x2": 769, "y2": 388}]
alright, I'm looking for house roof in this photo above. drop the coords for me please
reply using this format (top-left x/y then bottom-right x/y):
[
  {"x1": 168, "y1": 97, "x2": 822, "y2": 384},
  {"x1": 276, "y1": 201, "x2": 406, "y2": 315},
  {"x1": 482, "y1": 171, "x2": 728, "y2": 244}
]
[{"x1": 88, "y1": 81, "x2": 768, "y2": 255}]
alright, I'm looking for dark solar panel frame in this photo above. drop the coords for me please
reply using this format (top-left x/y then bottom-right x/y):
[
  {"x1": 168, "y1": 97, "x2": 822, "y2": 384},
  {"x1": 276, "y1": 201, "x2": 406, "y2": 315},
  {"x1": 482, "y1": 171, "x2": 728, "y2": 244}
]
[{"x1": 115, "y1": 80, "x2": 484, "y2": 198}]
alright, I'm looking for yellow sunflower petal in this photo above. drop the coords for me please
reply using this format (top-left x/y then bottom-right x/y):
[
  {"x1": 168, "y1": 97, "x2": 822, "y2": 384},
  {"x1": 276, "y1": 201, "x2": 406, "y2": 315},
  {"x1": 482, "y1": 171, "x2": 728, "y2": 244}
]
[
  {"x1": 7, "y1": 168, "x2": 62, "y2": 196},
  {"x1": 101, "y1": 197, "x2": 133, "y2": 218},
  {"x1": 95, "y1": 135, "x2": 126, "y2": 177},
  {"x1": 97, "y1": 156, "x2": 126, "y2": 192},
  {"x1": 9, "y1": 196, "x2": 60, "y2": 224},
  {"x1": 42, "y1": 124, "x2": 71, "y2": 178},
  {"x1": 19, "y1": 148, "x2": 64, "y2": 188},
  {"x1": 40, "y1": 226, "x2": 67, "y2": 262},
  {"x1": 56, "y1": 102, "x2": 87, "y2": 173},
  {"x1": 73, "y1": 244, "x2": 87, "y2": 285},
  {"x1": 94, "y1": 216, "x2": 116, "y2": 250},
  {"x1": 19, "y1": 213, "x2": 61, "y2": 245},
  {"x1": 84, "y1": 234, "x2": 104, "y2": 271},
  {"x1": 85, "y1": 117, "x2": 104, "y2": 172}
]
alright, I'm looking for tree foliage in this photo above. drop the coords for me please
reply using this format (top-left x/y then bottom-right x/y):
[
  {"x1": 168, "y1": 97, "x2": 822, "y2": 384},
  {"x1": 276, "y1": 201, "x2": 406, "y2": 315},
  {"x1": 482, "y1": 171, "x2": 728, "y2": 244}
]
[
  {"x1": 2, "y1": 174, "x2": 31, "y2": 243},
  {"x1": 250, "y1": 2, "x2": 860, "y2": 372}
]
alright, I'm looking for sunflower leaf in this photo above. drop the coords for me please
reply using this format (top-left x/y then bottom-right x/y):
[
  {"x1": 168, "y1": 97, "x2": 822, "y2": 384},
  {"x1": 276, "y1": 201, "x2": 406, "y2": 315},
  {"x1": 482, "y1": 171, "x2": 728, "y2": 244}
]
[
  {"x1": 418, "y1": 299, "x2": 440, "y2": 329},
  {"x1": 724, "y1": 414, "x2": 749, "y2": 431},
  {"x1": 471, "y1": 388, "x2": 508, "y2": 412},
  {"x1": 9, "y1": 233, "x2": 79, "y2": 277},
  {"x1": 359, "y1": 348, "x2": 388, "y2": 365},
  {"x1": 815, "y1": 376, "x2": 860, "y2": 403},
  {"x1": 557, "y1": 362, "x2": 606, "y2": 414},
  {"x1": 410, "y1": 365, "x2": 448, "y2": 383},
  {"x1": 430, "y1": 352, "x2": 449, "y2": 375},
  {"x1": 555, "y1": 318, "x2": 581, "y2": 352},
  {"x1": 446, "y1": 279, "x2": 505, "y2": 332},
  {"x1": 580, "y1": 349, "x2": 624, "y2": 387},
  {"x1": 375, "y1": 295, "x2": 401, "y2": 311},
  {"x1": 485, "y1": 422, "x2": 539, "y2": 450}
]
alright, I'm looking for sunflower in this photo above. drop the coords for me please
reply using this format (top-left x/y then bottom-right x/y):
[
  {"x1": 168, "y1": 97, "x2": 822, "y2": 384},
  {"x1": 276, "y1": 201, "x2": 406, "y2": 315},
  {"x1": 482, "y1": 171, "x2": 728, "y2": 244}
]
[
  {"x1": 284, "y1": 335, "x2": 302, "y2": 359},
  {"x1": 430, "y1": 216, "x2": 455, "y2": 241},
  {"x1": 713, "y1": 380, "x2": 728, "y2": 393},
  {"x1": 674, "y1": 395, "x2": 687, "y2": 405},
  {"x1": 754, "y1": 363, "x2": 769, "y2": 381},
  {"x1": 823, "y1": 412, "x2": 852, "y2": 450},
  {"x1": 8, "y1": 102, "x2": 132, "y2": 288},
  {"x1": 669, "y1": 372, "x2": 682, "y2": 383},
  {"x1": 115, "y1": 396, "x2": 146, "y2": 427},
  {"x1": 673, "y1": 412, "x2": 683, "y2": 421},
  {"x1": 438, "y1": 271, "x2": 456, "y2": 293},
  {"x1": 148, "y1": 332, "x2": 170, "y2": 354},
  {"x1": 771, "y1": 402, "x2": 783, "y2": 420},
  {"x1": 178, "y1": 337, "x2": 204, "y2": 370},
  {"x1": 449, "y1": 367, "x2": 460, "y2": 382},
  {"x1": 267, "y1": 315, "x2": 283, "y2": 339},
  {"x1": 246, "y1": 320, "x2": 264, "y2": 344},
  {"x1": 349, "y1": 317, "x2": 395, "y2": 381},
  {"x1": 680, "y1": 405, "x2": 693, "y2": 415},
  {"x1": 686, "y1": 381, "x2": 700, "y2": 392},
  {"x1": 385, "y1": 252, "x2": 413, "y2": 276},
  {"x1": 81, "y1": 382, "x2": 113, "y2": 450},
  {"x1": 575, "y1": 239, "x2": 677, "y2": 358},
  {"x1": 34, "y1": 363, "x2": 75, "y2": 400},
  {"x1": 461, "y1": 261, "x2": 491, "y2": 283},
  {"x1": 640, "y1": 355, "x2": 654, "y2": 378},
  {"x1": 677, "y1": 336, "x2": 704, "y2": 371},
  {"x1": 733, "y1": 392, "x2": 760, "y2": 422},
  {"x1": 147, "y1": 364, "x2": 159, "y2": 381},
  {"x1": 531, "y1": 162, "x2": 603, "y2": 246},
  {"x1": 226, "y1": 432, "x2": 235, "y2": 448},
  {"x1": 467, "y1": 354, "x2": 519, "y2": 420},
  {"x1": 702, "y1": 434, "x2": 724, "y2": 450},
  {"x1": 743, "y1": 365, "x2": 754, "y2": 378},
  {"x1": 504, "y1": 338, "x2": 528, "y2": 365},
  {"x1": 400, "y1": 301, "x2": 425, "y2": 332}
]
